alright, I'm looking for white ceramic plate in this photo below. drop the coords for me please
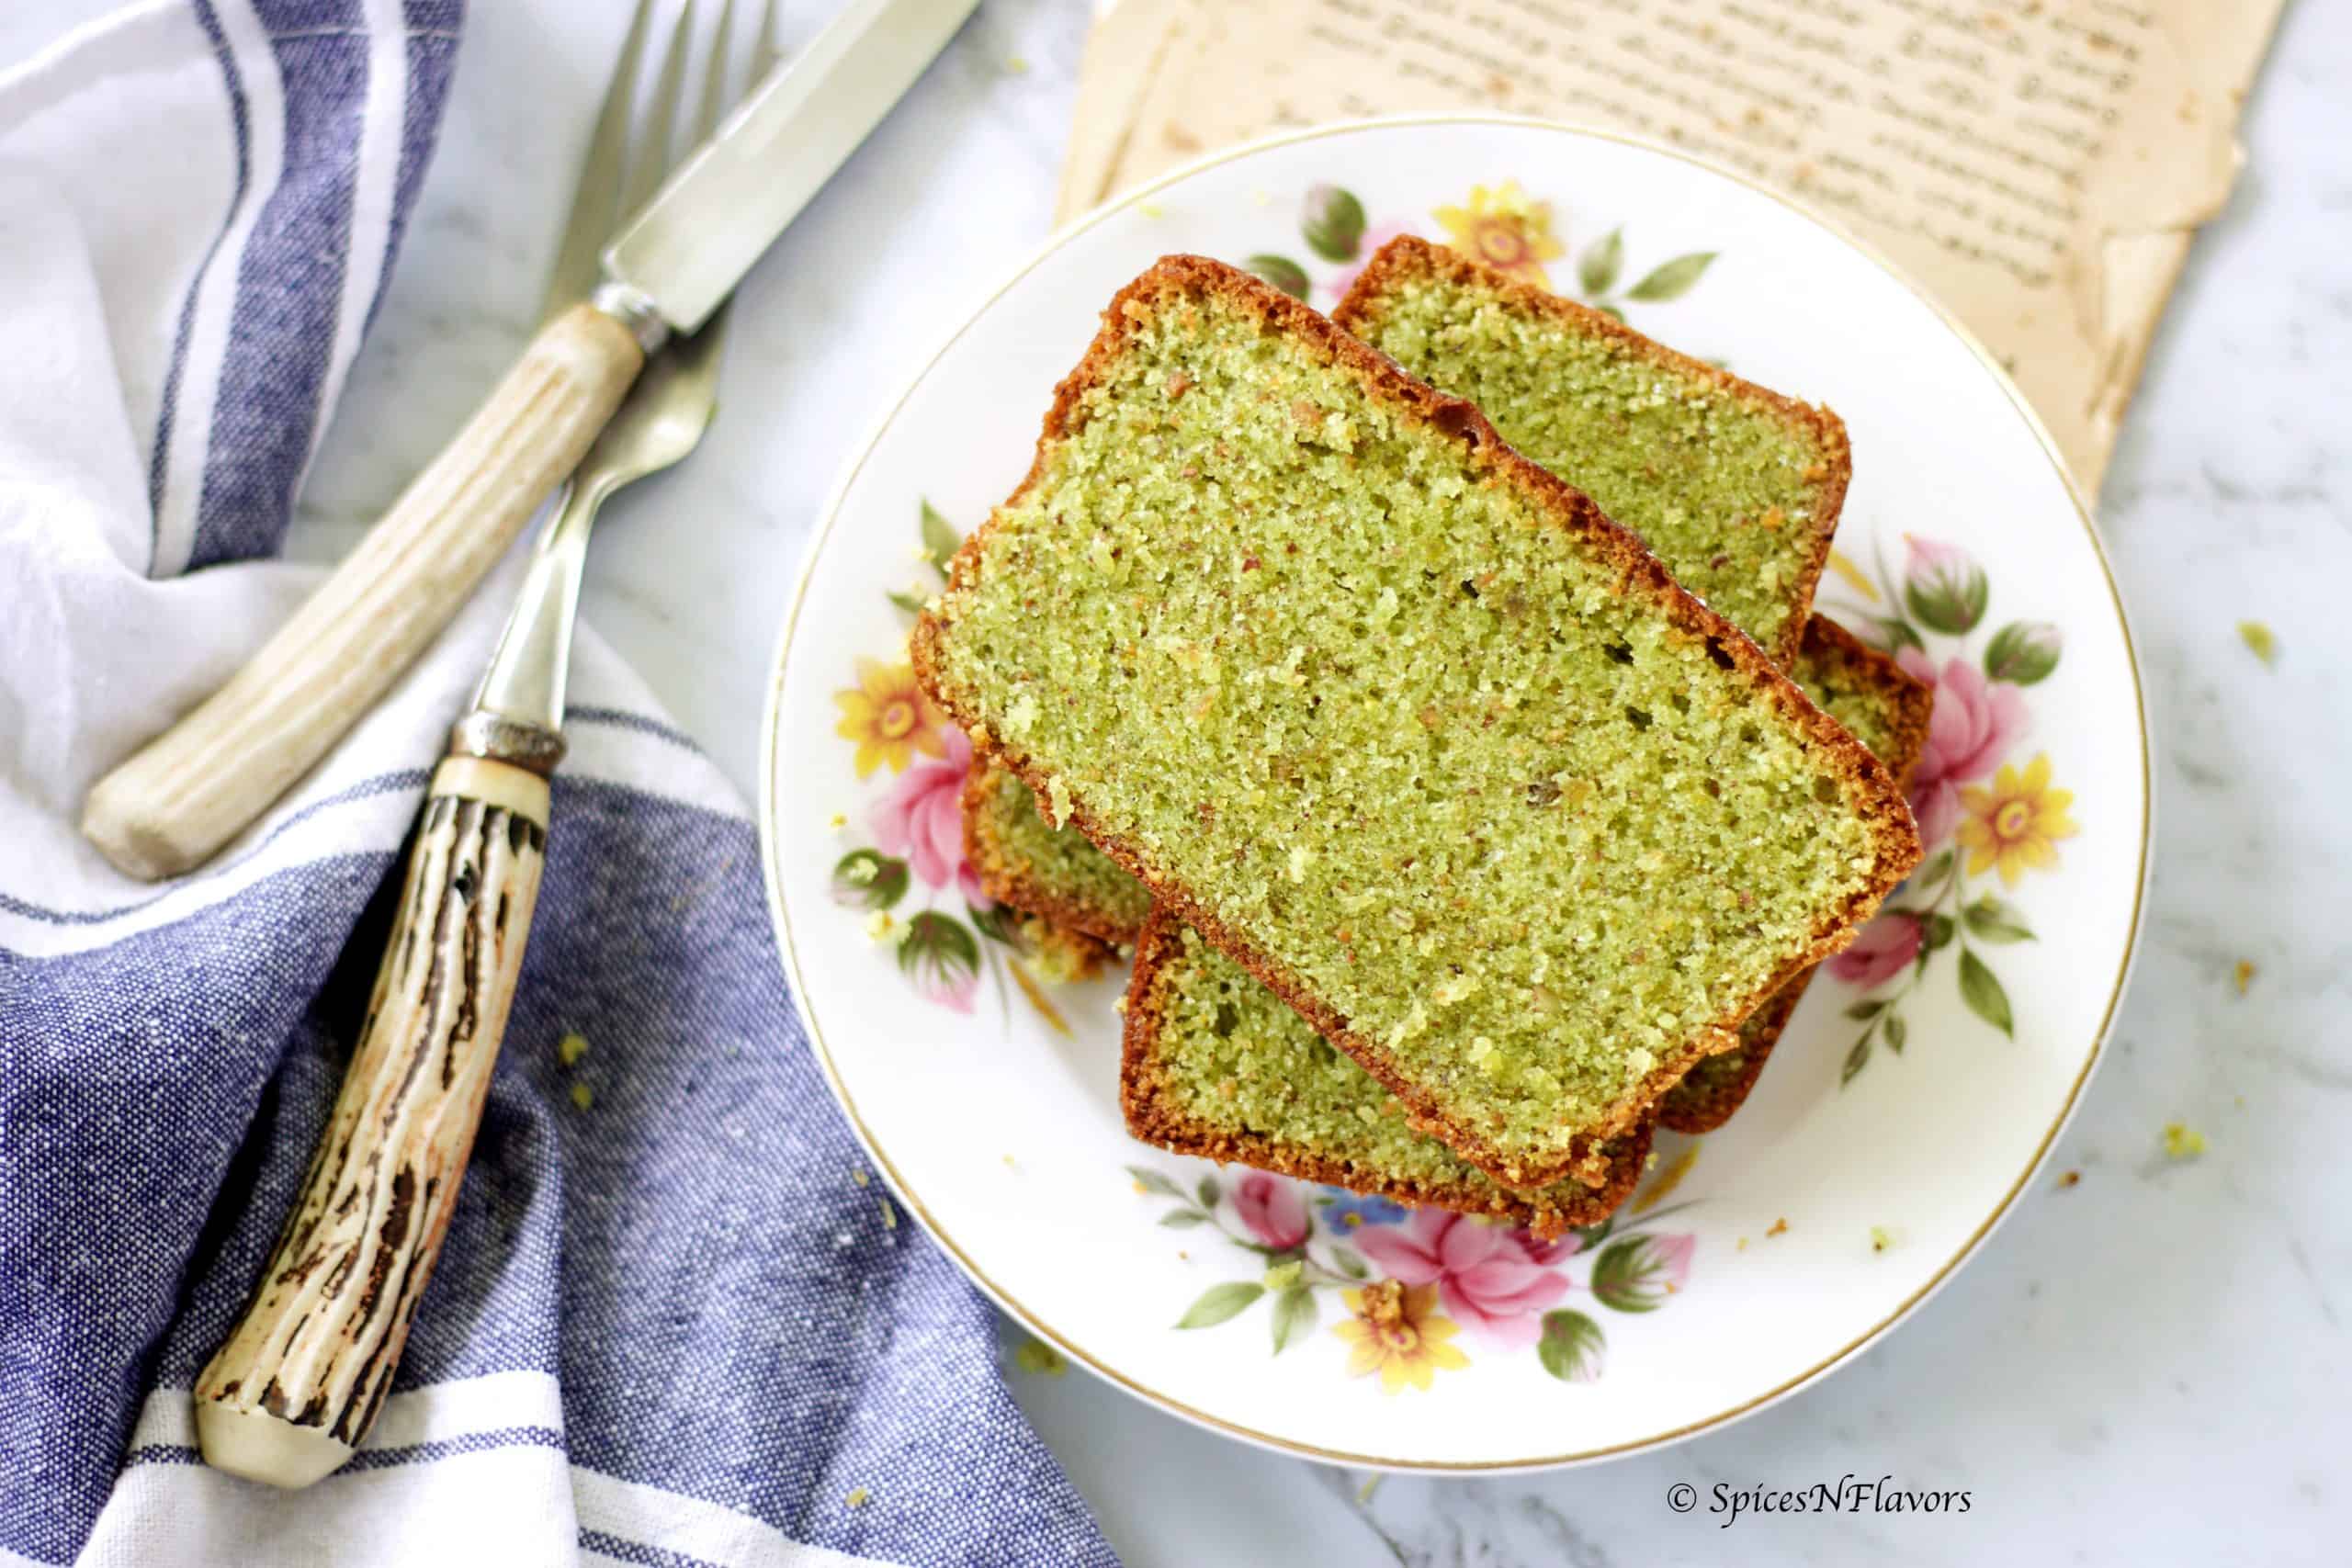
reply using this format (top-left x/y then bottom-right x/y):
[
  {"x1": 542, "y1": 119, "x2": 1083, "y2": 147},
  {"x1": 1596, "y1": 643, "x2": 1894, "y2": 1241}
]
[{"x1": 757, "y1": 117, "x2": 2147, "y2": 1470}]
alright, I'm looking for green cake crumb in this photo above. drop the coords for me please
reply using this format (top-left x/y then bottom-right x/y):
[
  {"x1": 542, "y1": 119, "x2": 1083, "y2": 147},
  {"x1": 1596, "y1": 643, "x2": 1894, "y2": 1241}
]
[
  {"x1": 928, "y1": 264, "x2": 1903, "y2": 1169},
  {"x1": 1343, "y1": 241, "x2": 1839, "y2": 660},
  {"x1": 1012, "y1": 1337, "x2": 1068, "y2": 1376},
  {"x1": 2237, "y1": 620, "x2": 2276, "y2": 665},
  {"x1": 2163, "y1": 1122, "x2": 2207, "y2": 1160},
  {"x1": 557, "y1": 1032, "x2": 589, "y2": 1067}
]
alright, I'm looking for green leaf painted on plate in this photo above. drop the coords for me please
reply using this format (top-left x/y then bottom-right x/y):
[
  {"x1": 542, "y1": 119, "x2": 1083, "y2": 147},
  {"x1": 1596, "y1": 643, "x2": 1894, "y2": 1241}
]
[
  {"x1": 1195, "y1": 1174, "x2": 1221, "y2": 1211},
  {"x1": 1883, "y1": 1011, "x2": 1907, "y2": 1054},
  {"x1": 1984, "y1": 620, "x2": 2062, "y2": 685},
  {"x1": 1589, "y1": 1235, "x2": 1691, "y2": 1313},
  {"x1": 1841, "y1": 1033, "x2": 1872, "y2": 1084},
  {"x1": 1876, "y1": 616, "x2": 1926, "y2": 653},
  {"x1": 1537, "y1": 1308, "x2": 1606, "y2": 1382},
  {"x1": 1126, "y1": 1166, "x2": 1185, "y2": 1200},
  {"x1": 967, "y1": 901, "x2": 1025, "y2": 948},
  {"x1": 1158, "y1": 1209, "x2": 1207, "y2": 1228},
  {"x1": 918, "y1": 499, "x2": 962, "y2": 574},
  {"x1": 1175, "y1": 1281, "x2": 1264, "y2": 1329},
  {"x1": 1959, "y1": 949, "x2": 2015, "y2": 1037},
  {"x1": 1905, "y1": 546, "x2": 1989, "y2": 636},
  {"x1": 897, "y1": 912, "x2": 978, "y2": 1001},
  {"x1": 1578, "y1": 227, "x2": 1623, "y2": 296},
  {"x1": 1329, "y1": 1245, "x2": 1369, "y2": 1280},
  {"x1": 1270, "y1": 1285, "x2": 1319, "y2": 1354},
  {"x1": 1300, "y1": 185, "x2": 1366, "y2": 262},
  {"x1": 1845, "y1": 998, "x2": 1886, "y2": 1021},
  {"x1": 1244, "y1": 254, "x2": 1311, "y2": 299},
  {"x1": 1922, "y1": 912, "x2": 1956, "y2": 953},
  {"x1": 1962, "y1": 893, "x2": 2036, "y2": 944},
  {"x1": 1626, "y1": 251, "x2": 1716, "y2": 301},
  {"x1": 830, "y1": 850, "x2": 908, "y2": 911}
]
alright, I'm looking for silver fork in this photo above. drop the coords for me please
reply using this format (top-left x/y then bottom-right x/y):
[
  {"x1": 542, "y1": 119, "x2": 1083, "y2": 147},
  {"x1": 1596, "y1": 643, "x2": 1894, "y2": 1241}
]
[{"x1": 187, "y1": 0, "x2": 768, "y2": 1490}]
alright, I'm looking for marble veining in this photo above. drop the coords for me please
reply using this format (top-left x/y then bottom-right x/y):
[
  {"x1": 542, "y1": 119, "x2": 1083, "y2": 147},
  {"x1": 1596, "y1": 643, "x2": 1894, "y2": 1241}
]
[{"x1": 18, "y1": 0, "x2": 2340, "y2": 1560}]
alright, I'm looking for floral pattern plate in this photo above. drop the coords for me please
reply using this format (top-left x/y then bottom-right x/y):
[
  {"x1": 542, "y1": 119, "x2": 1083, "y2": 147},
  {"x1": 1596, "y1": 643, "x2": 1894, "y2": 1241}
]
[{"x1": 757, "y1": 118, "x2": 2147, "y2": 1470}]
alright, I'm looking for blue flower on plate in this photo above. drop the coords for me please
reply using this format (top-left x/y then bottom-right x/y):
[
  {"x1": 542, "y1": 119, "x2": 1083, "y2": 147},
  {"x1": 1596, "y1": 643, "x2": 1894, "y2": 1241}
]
[{"x1": 1319, "y1": 1188, "x2": 1408, "y2": 1229}]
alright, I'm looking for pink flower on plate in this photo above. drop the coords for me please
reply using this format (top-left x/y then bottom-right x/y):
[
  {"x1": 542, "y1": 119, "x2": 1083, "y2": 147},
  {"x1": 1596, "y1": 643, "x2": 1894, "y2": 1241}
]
[
  {"x1": 1898, "y1": 652, "x2": 2028, "y2": 851},
  {"x1": 1827, "y1": 910, "x2": 1924, "y2": 989},
  {"x1": 1234, "y1": 1172, "x2": 1309, "y2": 1250},
  {"x1": 1322, "y1": 220, "x2": 1412, "y2": 301},
  {"x1": 1356, "y1": 1209, "x2": 1571, "y2": 1348},
  {"x1": 869, "y1": 725, "x2": 989, "y2": 907}
]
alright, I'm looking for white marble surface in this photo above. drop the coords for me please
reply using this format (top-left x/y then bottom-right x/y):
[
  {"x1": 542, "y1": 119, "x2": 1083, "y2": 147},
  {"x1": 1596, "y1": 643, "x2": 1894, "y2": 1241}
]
[{"x1": 15, "y1": 0, "x2": 2347, "y2": 1561}]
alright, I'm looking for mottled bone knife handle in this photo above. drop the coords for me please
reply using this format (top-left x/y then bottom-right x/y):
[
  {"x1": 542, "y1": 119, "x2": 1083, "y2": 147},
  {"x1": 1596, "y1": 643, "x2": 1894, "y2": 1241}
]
[
  {"x1": 193, "y1": 751, "x2": 551, "y2": 1487},
  {"x1": 81, "y1": 303, "x2": 641, "y2": 882}
]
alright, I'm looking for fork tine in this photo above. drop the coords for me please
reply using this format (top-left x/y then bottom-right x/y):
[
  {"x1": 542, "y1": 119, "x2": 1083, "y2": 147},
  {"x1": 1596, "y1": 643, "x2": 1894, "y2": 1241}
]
[
  {"x1": 539, "y1": 0, "x2": 655, "y2": 326},
  {"x1": 619, "y1": 1, "x2": 695, "y2": 226},
  {"x1": 695, "y1": 0, "x2": 734, "y2": 144}
]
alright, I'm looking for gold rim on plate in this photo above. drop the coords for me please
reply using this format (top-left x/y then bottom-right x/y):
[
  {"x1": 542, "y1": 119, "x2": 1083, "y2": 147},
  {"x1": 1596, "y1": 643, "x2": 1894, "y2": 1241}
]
[{"x1": 755, "y1": 113, "x2": 2152, "y2": 1472}]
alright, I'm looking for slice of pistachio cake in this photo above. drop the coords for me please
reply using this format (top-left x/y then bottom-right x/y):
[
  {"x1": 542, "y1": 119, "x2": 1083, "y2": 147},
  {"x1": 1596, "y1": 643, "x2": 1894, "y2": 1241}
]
[
  {"x1": 1658, "y1": 615, "x2": 1932, "y2": 1133},
  {"x1": 1335, "y1": 235, "x2": 1847, "y2": 668},
  {"x1": 973, "y1": 239, "x2": 1850, "y2": 957},
  {"x1": 963, "y1": 761, "x2": 1151, "y2": 947},
  {"x1": 1122, "y1": 913, "x2": 1652, "y2": 1235},
  {"x1": 912, "y1": 255, "x2": 1920, "y2": 1186}
]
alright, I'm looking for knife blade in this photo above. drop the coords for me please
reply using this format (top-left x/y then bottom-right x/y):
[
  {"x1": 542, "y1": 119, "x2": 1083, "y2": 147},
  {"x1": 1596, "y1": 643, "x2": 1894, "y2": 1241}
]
[{"x1": 605, "y1": 0, "x2": 978, "y2": 337}]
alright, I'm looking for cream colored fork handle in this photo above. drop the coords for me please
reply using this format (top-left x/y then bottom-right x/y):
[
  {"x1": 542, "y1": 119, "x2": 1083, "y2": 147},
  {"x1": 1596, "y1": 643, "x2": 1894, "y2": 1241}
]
[
  {"x1": 194, "y1": 754, "x2": 549, "y2": 1487},
  {"x1": 82, "y1": 304, "x2": 643, "y2": 881}
]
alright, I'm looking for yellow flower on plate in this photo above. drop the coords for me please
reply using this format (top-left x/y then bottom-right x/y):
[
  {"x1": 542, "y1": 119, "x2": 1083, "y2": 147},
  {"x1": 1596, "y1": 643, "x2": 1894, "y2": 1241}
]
[
  {"x1": 1957, "y1": 752, "x2": 2079, "y2": 886},
  {"x1": 1433, "y1": 180, "x2": 1565, "y2": 285},
  {"x1": 832, "y1": 657, "x2": 944, "y2": 778},
  {"x1": 1331, "y1": 1280, "x2": 1469, "y2": 1393}
]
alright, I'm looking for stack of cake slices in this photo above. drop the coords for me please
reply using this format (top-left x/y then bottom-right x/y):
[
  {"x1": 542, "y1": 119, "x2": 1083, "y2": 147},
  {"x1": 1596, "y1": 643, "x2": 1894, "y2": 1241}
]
[{"x1": 915, "y1": 237, "x2": 1926, "y2": 1234}]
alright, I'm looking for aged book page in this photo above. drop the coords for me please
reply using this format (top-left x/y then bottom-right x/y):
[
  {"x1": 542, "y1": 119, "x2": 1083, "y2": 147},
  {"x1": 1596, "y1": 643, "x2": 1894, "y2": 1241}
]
[{"x1": 1060, "y1": 0, "x2": 2282, "y2": 491}]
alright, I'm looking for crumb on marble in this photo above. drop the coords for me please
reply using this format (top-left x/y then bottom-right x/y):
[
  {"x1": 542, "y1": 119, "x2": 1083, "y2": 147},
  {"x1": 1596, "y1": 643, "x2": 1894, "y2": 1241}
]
[
  {"x1": 1870, "y1": 1225, "x2": 1894, "y2": 1253},
  {"x1": 2163, "y1": 1122, "x2": 2207, "y2": 1160},
  {"x1": 2058, "y1": 1169, "x2": 2081, "y2": 1189},
  {"x1": 828, "y1": 811, "x2": 847, "y2": 830},
  {"x1": 1766, "y1": 1217, "x2": 1789, "y2": 1238},
  {"x1": 1004, "y1": 54, "x2": 1029, "y2": 75},
  {"x1": 2233, "y1": 959, "x2": 2255, "y2": 995},
  {"x1": 1357, "y1": 1474, "x2": 1383, "y2": 1505},
  {"x1": 2237, "y1": 620, "x2": 2277, "y2": 665},
  {"x1": 1136, "y1": 201, "x2": 1164, "y2": 220}
]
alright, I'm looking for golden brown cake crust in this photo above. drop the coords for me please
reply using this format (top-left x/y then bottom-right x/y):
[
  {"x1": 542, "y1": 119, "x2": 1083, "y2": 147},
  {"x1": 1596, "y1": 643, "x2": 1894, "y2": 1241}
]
[
  {"x1": 1657, "y1": 615, "x2": 1933, "y2": 1134},
  {"x1": 1117, "y1": 908, "x2": 1652, "y2": 1237},
  {"x1": 960, "y1": 760, "x2": 1145, "y2": 949},
  {"x1": 911, "y1": 254, "x2": 1921, "y2": 1188},
  {"x1": 1333, "y1": 234, "x2": 1850, "y2": 671}
]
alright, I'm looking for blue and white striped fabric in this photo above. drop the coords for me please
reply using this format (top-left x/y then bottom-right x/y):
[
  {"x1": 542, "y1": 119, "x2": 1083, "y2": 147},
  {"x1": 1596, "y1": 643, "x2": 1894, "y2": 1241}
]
[{"x1": 0, "y1": 5, "x2": 1114, "y2": 1564}]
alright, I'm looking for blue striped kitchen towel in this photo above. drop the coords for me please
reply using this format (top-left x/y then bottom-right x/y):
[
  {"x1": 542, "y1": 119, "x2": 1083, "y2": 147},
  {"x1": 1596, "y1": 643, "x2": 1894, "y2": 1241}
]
[{"x1": 0, "y1": 4, "x2": 1114, "y2": 1564}]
